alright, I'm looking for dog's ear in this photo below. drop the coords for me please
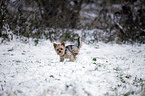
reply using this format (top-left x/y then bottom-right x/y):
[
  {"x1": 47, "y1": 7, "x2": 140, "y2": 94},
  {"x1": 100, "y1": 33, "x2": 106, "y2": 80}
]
[
  {"x1": 53, "y1": 43, "x2": 57, "y2": 48},
  {"x1": 61, "y1": 42, "x2": 65, "y2": 46}
]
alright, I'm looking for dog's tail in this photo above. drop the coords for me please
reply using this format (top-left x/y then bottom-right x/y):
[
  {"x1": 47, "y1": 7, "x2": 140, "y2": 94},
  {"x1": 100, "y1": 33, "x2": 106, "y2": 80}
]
[{"x1": 77, "y1": 37, "x2": 81, "y2": 49}]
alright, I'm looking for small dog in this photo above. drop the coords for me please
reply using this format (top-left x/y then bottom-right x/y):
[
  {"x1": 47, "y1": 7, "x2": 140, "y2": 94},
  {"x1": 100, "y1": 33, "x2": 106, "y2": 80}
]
[{"x1": 53, "y1": 37, "x2": 81, "y2": 62}]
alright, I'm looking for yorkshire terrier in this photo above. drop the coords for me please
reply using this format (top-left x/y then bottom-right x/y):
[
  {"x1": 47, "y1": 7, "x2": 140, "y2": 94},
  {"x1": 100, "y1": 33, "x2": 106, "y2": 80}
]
[{"x1": 53, "y1": 37, "x2": 81, "y2": 62}]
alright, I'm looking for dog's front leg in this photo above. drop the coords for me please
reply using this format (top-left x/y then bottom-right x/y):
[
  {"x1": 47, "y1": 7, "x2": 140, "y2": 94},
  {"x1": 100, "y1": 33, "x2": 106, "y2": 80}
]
[{"x1": 60, "y1": 57, "x2": 64, "y2": 62}]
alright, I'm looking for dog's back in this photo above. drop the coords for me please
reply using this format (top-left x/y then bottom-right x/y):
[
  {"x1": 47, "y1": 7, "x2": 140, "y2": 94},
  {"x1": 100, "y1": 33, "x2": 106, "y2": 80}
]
[{"x1": 66, "y1": 37, "x2": 81, "y2": 58}]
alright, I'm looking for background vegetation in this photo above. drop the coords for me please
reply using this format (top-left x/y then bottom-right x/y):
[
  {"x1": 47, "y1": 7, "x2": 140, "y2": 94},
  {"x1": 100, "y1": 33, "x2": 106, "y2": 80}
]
[{"x1": 0, "y1": 0, "x2": 145, "y2": 43}]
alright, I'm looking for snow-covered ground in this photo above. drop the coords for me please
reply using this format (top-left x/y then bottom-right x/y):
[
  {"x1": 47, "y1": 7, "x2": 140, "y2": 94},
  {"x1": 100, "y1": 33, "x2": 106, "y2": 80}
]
[{"x1": 0, "y1": 38, "x2": 145, "y2": 96}]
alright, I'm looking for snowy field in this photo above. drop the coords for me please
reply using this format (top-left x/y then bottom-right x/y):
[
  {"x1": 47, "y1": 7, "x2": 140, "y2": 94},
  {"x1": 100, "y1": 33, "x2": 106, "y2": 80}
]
[{"x1": 0, "y1": 38, "x2": 145, "y2": 96}]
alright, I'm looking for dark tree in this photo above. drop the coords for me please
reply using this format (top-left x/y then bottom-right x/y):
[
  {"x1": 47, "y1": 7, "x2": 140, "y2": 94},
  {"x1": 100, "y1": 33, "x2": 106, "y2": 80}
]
[{"x1": 36, "y1": 0, "x2": 83, "y2": 28}]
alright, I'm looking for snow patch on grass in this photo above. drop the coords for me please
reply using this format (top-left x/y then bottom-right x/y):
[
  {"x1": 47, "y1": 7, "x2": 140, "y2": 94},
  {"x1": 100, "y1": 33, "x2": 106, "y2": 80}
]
[{"x1": 0, "y1": 39, "x2": 145, "y2": 96}]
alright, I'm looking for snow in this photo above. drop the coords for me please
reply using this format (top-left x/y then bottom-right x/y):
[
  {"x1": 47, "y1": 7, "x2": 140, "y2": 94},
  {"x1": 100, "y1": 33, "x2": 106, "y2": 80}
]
[{"x1": 0, "y1": 38, "x2": 145, "y2": 96}]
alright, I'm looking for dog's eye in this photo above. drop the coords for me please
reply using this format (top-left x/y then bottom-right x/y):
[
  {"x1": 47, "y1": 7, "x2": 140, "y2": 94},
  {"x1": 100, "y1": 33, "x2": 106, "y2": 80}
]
[
  {"x1": 57, "y1": 49, "x2": 59, "y2": 51},
  {"x1": 60, "y1": 48, "x2": 63, "y2": 50}
]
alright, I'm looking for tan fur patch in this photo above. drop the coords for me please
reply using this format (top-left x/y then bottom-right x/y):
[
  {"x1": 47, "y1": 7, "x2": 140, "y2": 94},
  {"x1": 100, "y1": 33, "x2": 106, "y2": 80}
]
[{"x1": 53, "y1": 37, "x2": 81, "y2": 62}]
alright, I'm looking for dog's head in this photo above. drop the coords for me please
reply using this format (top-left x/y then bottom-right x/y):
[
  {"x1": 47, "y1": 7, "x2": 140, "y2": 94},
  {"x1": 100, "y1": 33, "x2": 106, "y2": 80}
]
[{"x1": 53, "y1": 42, "x2": 66, "y2": 56}]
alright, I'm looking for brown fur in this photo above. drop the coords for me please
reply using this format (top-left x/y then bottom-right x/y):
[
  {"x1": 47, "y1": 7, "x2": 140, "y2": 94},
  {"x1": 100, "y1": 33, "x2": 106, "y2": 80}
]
[
  {"x1": 53, "y1": 42, "x2": 66, "y2": 56},
  {"x1": 53, "y1": 37, "x2": 81, "y2": 62}
]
